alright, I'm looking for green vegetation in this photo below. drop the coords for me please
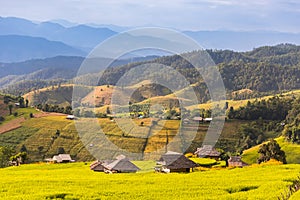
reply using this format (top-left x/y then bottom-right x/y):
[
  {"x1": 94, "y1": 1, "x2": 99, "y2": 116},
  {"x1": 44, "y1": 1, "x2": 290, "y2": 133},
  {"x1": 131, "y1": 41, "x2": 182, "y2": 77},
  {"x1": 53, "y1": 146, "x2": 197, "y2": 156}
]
[
  {"x1": 0, "y1": 114, "x2": 247, "y2": 162},
  {"x1": 242, "y1": 137, "x2": 300, "y2": 164},
  {"x1": 190, "y1": 157, "x2": 226, "y2": 168},
  {"x1": 0, "y1": 162, "x2": 300, "y2": 199},
  {"x1": 0, "y1": 115, "x2": 93, "y2": 162},
  {"x1": 257, "y1": 139, "x2": 286, "y2": 164},
  {"x1": 228, "y1": 96, "x2": 293, "y2": 121},
  {"x1": 0, "y1": 146, "x2": 13, "y2": 167},
  {"x1": 98, "y1": 44, "x2": 300, "y2": 100}
]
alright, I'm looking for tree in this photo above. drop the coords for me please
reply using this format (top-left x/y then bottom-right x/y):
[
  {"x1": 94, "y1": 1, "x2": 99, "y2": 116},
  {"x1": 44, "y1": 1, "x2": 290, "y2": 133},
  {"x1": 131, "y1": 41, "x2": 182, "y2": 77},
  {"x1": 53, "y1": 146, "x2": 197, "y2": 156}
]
[
  {"x1": 57, "y1": 147, "x2": 65, "y2": 154},
  {"x1": 257, "y1": 139, "x2": 286, "y2": 164},
  {"x1": 10, "y1": 152, "x2": 27, "y2": 166},
  {"x1": 55, "y1": 130, "x2": 60, "y2": 137},
  {"x1": 227, "y1": 106, "x2": 235, "y2": 119},
  {"x1": 218, "y1": 149, "x2": 230, "y2": 167},
  {"x1": 64, "y1": 106, "x2": 72, "y2": 115},
  {"x1": 8, "y1": 104, "x2": 13, "y2": 115},
  {"x1": 25, "y1": 99, "x2": 29, "y2": 108},
  {"x1": 0, "y1": 146, "x2": 13, "y2": 168},
  {"x1": 18, "y1": 97, "x2": 25, "y2": 108},
  {"x1": 37, "y1": 146, "x2": 44, "y2": 154},
  {"x1": 20, "y1": 144, "x2": 27, "y2": 153},
  {"x1": 237, "y1": 124, "x2": 265, "y2": 152},
  {"x1": 106, "y1": 107, "x2": 111, "y2": 115}
]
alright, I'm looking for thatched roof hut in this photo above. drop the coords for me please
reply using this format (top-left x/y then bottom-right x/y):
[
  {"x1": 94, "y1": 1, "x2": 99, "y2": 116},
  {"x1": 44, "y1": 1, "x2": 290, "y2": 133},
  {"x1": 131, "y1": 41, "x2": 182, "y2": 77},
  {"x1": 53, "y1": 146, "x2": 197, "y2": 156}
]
[
  {"x1": 157, "y1": 151, "x2": 198, "y2": 173},
  {"x1": 194, "y1": 145, "x2": 221, "y2": 159},
  {"x1": 228, "y1": 156, "x2": 248, "y2": 167},
  {"x1": 52, "y1": 154, "x2": 73, "y2": 163},
  {"x1": 102, "y1": 155, "x2": 140, "y2": 173},
  {"x1": 90, "y1": 160, "x2": 114, "y2": 172}
]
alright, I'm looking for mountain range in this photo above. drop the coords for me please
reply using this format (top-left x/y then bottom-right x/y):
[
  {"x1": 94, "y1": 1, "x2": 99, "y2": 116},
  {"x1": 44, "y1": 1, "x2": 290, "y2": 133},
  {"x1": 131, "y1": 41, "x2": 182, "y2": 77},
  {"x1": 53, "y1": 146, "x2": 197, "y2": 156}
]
[
  {"x1": 1, "y1": 17, "x2": 300, "y2": 62},
  {"x1": 1, "y1": 43, "x2": 300, "y2": 99}
]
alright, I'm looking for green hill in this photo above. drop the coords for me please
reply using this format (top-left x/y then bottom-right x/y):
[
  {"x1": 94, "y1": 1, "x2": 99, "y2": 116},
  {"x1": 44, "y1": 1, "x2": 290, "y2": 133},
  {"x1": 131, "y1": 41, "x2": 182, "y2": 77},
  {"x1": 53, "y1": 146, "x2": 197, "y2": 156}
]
[
  {"x1": 0, "y1": 112, "x2": 249, "y2": 161},
  {"x1": 242, "y1": 137, "x2": 300, "y2": 164}
]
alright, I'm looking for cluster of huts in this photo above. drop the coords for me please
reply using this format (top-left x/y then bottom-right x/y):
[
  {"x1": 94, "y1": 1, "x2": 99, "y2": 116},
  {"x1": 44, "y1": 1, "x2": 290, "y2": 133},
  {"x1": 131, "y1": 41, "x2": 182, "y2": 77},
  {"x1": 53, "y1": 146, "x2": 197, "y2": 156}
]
[
  {"x1": 90, "y1": 146, "x2": 248, "y2": 174},
  {"x1": 194, "y1": 145, "x2": 221, "y2": 159},
  {"x1": 194, "y1": 145, "x2": 248, "y2": 167},
  {"x1": 90, "y1": 152, "x2": 198, "y2": 174},
  {"x1": 43, "y1": 148, "x2": 247, "y2": 173}
]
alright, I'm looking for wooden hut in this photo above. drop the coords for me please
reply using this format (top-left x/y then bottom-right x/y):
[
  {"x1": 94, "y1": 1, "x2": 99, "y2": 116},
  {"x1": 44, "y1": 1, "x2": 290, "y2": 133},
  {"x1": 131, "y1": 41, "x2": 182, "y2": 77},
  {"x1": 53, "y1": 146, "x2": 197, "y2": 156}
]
[
  {"x1": 90, "y1": 160, "x2": 113, "y2": 172},
  {"x1": 90, "y1": 160, "x2": 105, "y2": 172},
  {"x1": 228, "y1": 156, "x2": 248, "y2": 167},
  {"x1": 52, "y1": 154, "x2": 73, "y2": 163},
  {"x1": 194, "y1": 145, "x2": 221, "y2": 159},
  {"x1": 156, "y1": 151, "x2": 198, "y2": 173},
  {"x1": 102, "y1": 155, "x2": 140, "y2": 173}
]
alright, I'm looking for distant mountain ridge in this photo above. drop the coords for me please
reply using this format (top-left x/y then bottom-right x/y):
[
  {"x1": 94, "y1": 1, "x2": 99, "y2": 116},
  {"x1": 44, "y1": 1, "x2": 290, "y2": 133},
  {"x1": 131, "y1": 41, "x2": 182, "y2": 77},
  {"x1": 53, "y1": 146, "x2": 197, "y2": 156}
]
[
  {"x1": 0, "y1": 35, "x2": 85, "y2": 62},
  {"x1": 2, "y1": 16, "x2": 300, "y2": 55},
  {"x1": 0, "y1": 16, "x2": 117, "y2": 50}
]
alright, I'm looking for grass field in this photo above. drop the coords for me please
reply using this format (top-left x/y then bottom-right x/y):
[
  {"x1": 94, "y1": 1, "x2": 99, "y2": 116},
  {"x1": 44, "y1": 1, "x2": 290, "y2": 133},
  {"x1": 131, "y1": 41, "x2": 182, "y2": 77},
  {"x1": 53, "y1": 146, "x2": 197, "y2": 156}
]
[{"x1": 0, "y1": 162, "x2": 300, "y2": 199}]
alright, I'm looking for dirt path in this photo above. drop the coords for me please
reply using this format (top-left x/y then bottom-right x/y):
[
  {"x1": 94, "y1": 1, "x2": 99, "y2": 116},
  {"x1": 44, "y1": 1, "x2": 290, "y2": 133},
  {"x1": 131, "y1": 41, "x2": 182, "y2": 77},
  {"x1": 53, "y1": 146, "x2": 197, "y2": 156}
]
[
  {"x1": 0, "y1": 117, "x2": 25, "y2": 134},
  {"x1": 33, "y1": 112, "x2": 67, "y2": 118}
]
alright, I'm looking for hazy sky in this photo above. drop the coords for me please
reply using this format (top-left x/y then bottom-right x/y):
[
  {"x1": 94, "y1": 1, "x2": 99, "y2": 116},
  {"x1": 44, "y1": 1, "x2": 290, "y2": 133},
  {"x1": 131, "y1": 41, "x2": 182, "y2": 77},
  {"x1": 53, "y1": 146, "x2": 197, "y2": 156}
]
[{"x1": 1, "y1": 0, "x2": 300, "y2": 32}]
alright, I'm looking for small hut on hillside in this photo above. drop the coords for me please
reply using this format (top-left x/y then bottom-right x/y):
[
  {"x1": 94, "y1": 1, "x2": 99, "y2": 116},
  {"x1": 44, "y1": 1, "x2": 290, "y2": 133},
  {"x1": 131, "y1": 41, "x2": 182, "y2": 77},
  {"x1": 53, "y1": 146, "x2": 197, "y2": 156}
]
[
  {"x1": 228, "y1": 156, "x2": 248, "y2": 167},
  {"x1": 194, "y1": 145, "x2": 221, "y2": 159},
  {"x1": 102, "y1": 155, "x2": 140, "y2": 173},
  {"x1": 156, "y1": 151, "x2": 198, "y2": 173}
]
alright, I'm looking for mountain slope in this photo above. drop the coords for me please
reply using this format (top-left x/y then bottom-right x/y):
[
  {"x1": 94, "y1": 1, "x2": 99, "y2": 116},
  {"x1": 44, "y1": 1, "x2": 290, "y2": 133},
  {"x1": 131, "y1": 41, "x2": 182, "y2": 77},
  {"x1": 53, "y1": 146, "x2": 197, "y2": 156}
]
[
  {"x1": 0, "y1": 17, "x2": 117, "y2": 51},
  {"x1": 0, "y1": 35, "x2": 85, "y2": 62},
  {"x1": 2, "y1": 17, "x2": 300, "y2": 53}
]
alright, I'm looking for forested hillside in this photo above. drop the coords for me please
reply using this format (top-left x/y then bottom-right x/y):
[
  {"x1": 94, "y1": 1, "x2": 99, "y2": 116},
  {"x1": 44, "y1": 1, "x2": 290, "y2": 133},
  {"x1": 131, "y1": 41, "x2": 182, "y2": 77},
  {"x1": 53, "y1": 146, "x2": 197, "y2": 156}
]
[
  {"x1": 97, "y1": 44, "x2": 300, "y2": 100},
  {"x1": 0, "y1": 55, "x2": 158, "y2": 95}
]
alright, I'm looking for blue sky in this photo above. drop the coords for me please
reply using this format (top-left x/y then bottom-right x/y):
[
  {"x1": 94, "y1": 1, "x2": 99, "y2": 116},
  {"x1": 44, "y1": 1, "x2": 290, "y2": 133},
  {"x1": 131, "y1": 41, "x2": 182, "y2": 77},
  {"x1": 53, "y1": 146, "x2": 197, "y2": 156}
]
[{"x1": 1, "y1": 0, "x2": 300, "y2": 32}]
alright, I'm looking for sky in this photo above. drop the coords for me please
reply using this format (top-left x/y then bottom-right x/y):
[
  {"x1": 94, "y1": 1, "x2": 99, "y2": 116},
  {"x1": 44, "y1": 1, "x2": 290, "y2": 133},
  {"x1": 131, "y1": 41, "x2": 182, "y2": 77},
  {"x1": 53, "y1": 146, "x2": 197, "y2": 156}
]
[{"x1": 0, "y1": 0, "x2": 300, "y2": 32}]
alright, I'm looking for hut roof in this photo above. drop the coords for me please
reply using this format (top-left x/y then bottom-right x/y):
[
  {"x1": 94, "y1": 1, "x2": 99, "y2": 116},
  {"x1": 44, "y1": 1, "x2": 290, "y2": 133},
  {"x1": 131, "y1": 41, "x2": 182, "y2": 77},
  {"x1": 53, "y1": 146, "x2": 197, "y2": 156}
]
[
  {"x1": 103, "y1": 156, "x2": 140, "y2": 172},
  {"x1": 58, "y1": 154, "x2": 72, "y2": 161},
  {"x1": 194, "y1": 145, "x2": 221, "y2": 157},
  {"x1": 52, "y1": 155, "x2": 62, "y2": 163},
  {"x1": 228, "y1": 156, "x2": 248, "y2": 166},
  {"x1": 90, "y1": 160, "x2": 113, "y2": 171},
  {"x1": 158, "y1": 151, "x2": 198, "y2": 169},
  {"x1": 52, "y1": 154, "x2": 72, "y2": 163}
]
